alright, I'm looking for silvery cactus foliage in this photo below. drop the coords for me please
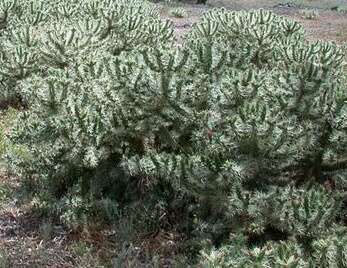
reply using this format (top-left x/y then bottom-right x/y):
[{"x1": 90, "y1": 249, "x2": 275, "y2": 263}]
[
  {"x1": 199, "y1": 230, "x2": 347, "y2": 267},
  {"x1": 3, "y1": 2, "x2": 347, "y2": 266},
  {"x1": 0, "y1": 0, "x2": 173, "y2": 98}
]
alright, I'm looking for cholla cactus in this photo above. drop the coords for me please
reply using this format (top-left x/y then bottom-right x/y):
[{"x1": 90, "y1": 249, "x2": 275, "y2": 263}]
[
  {"x1": 3, "y1": 4, "x2": 347, "y2": 266},
  {"x1": 0, "y1": 0, "x2": 173, "y2": 99},
  {"x1": 199, "y1": 231, "x2": 347, "y2": 267}
]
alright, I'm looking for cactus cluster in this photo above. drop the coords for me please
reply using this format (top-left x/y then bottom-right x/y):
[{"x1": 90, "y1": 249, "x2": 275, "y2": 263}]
[{"x1": 1, "y1": 1, "x2": 346, "y2": 266}]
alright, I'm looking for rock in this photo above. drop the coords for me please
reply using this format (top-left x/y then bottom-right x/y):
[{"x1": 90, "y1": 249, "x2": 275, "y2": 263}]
[{"x1": 274, "y1": 2, "x2": 299, "y2": 9}]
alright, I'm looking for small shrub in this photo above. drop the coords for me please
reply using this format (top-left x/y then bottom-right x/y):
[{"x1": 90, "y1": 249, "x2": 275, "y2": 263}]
[
  {"x1": 39, "y1": 222, "x2": 54, "y2": 241},
  {"x1": 299, "y1": 9, "x2": 319, "y2": 19},
  {"x1": 112, "y1": 243, "x2": 162, "y2": 267},
  {"x1": 0, "y1": 108, "x2": 18, "y2": 158},
  {"x1": 332, "y1": 5, "x2": 347, "y2": 13},
  {"x1": 70, "y1": 241, "x2": 92, "y2": 257},
  {"x1": 0, "y1": 249, "x2": 10, "y2": 268},
  {"x1": 169, "y1": 7, "x2": 187, "y2": 18}
]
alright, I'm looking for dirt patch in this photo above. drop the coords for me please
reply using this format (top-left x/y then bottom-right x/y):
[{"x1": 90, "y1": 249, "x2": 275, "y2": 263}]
[
  {"x1": 0, "y1": 212, "x2": 75, "y2": 267},
  {"x1": 276, "y1": 8, "x2": 347, "y2": 43},
  {"x1": 0, "y1": 173, "x2": 74, "y2": 267}
]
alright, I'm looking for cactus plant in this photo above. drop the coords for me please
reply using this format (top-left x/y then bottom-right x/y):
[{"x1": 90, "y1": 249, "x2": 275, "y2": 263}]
[{"x1": 2, "y1": 3, "x2": 346, "y2": 266}]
